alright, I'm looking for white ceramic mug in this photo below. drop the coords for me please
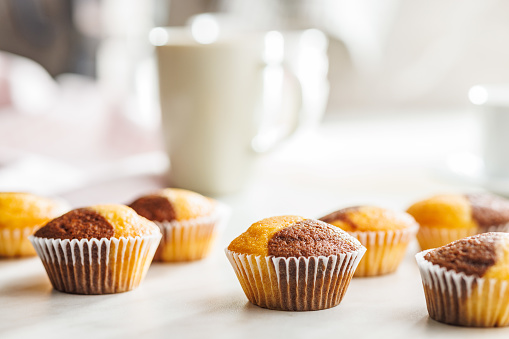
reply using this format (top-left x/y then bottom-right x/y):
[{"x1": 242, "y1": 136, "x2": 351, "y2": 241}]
[
  {"x1": 151, "y1": 25, "x2": 302, "y2": 195},
  {"x1": 469, "y1": 84, "x2": 509, "y2": 178}
]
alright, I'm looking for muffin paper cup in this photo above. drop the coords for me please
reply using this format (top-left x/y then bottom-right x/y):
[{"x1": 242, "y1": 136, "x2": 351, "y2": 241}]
[
  {"x1": 154, "y1": 202, "x2": 231, "y2": 262},
  {"x1": 225, "y1": 247, "x2": 366, "y2": 311},
  {"x1": 416, "y1": 250, "x2": 509, "y2": 327},
  {"x1": 349, "y1": 225, "x2": 418, "y2": 277},
  {"x1": 417, "y1": 226, "x2": 477, "y2": 251},
  {"x1": 417, "y1": 223, "x2": 509, "y2": 251},
  {"x1": 482, "y1": 223, "x2": 509, "y2": 233},
  {"x1": 0, "y1": 226, "x2": 39, "y2": 257},
  {"x1": 29, "y1": 233, "x2": 161, "y2": 294}
]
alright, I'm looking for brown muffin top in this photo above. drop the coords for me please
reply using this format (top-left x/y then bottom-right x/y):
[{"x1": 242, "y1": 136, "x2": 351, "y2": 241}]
[
  {"x1": 34, "y1": 204, "x2": 160, "y2": 240},
  {"x1": 129, "y1": 188, "x2": 215, "y2": 222},
  {"x1": 320, "y1": 206, "x2": 417, "y2": 232},
  {"x1": 228, "y1": 215, "x2": 364, "y2": 257},
  {"x1": 34, "y1": 208, "x2": 114, "y2": 240},
  {"x1": 320, "y1": 207, "x2": 360, "y2": 229},
  {"x1": 423, "y1": 232, "x2": 504, "y2": 277},
  {"x1": 466, "y1": 193, "x2": 509, "y2": 229},
  {"x1": 129, "y1": 195, "x2": 176, "y2": 222},
  {"x1": 268, "y1": 219, "x2": 362, "y2": 257}
]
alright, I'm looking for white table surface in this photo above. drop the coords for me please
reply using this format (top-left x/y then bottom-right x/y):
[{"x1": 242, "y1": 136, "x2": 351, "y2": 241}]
[{"x1": 2, "y1": 109, "x2": 508, "y2": 339}]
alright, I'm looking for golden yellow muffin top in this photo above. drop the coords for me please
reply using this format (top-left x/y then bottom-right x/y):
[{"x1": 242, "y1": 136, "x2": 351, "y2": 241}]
[
  {"x1": 228, "y1": 215, "x2": 364, "y2": 257},
  {"x1": 485, "y1": 234, "x2": 509, "y2": 280},
  {"x1": 407, "y1": 194, "x2": 475, "y2": 230},
  {"x1": 34, "y1": 204, "x2": 160, "y2": 240},
  {"x1": 320, "y1": 206, "x2": 417, "y2": 232},
  {"x1": 129, "y1": 188, "x2": 215, "y2": 222},
  {"x1": 0, "y1": 192, "x2": 68, "y2": 230},
  {"x1": 407, "y1": 193, "x2": 509, "y2": 230},
  {"x1": 424, "y1": 232, "x2": 509, "y2": 280},
  {"x1": 228, "y1": 215, "x2": 304, "y2": 255}
]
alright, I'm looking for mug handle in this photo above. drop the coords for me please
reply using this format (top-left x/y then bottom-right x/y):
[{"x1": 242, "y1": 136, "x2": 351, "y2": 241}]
[{"x1": 251, "y1": 62, "x2": 303, "y2": 153}]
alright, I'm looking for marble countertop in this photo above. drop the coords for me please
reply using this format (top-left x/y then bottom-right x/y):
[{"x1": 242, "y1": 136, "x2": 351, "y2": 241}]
[{"x1": 2, "y1": 109, "x2": 507, "y2": 339}]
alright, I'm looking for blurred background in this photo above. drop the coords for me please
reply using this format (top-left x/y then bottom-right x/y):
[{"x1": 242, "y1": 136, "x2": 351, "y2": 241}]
[
  {"x1": 3, "y1": 0, "x2": 509, "y2": 110},
  {"x1": 1, "y1": 0, "x2": 509, "y2": 206}
]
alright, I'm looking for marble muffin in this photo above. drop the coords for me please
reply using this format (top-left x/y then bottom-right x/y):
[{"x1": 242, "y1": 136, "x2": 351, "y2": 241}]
[
  {"x1": 129, "y1": 188, "x2": 228, "y2": 262},
  {"x1": 226, "y1": 215, "x2": 366, "y2": 311},
  {"x1": 407, "y1": 193, "x2": 509, "y2": 250},
  {"x1": 416, "y1": 232, "x2": 509, "y2": 327},
  {"x1": 0, "y1": 192, "x2": 68, "y2": 257},
  {"x1": 320, "y1": 206, "x2": 418, "y2": 277},
  {"x1": 30, "y1": 204, "x2": 161, "y2": 294}
]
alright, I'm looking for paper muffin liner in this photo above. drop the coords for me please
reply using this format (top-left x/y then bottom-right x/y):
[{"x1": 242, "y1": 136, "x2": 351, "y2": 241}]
[
  {"x1": 225, "y1": 247, "x2": 366, "y2": 311},
  {"x1": 153, "y1": 202, "x2": 231, "y2": 262},
  {"x1": 349, "y1": 225, "x2": 418, "y2": 277},
  {"x1": 29, "y1": 233, "x2": 161, "y2": 294},
  {"x1": 0, "y1": 226, "x2": 40, "y2": 257},
  {"x1": 416, "y1": 250, "x2": 509, "y2": 327},
  {"x1": 417, "y1": 226, "x2": 477, "y2": 251},
  {"x1": 417, "y1": 223, "x2": 509, "y2": 251},
  {"x1": 482, "y1": 223, "x2": 509, "y2": 233}
]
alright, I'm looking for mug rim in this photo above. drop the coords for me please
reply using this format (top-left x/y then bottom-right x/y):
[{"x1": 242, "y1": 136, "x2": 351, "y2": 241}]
[{"x1": 149, "y1": 26, "x2": 267, "y2": 47}]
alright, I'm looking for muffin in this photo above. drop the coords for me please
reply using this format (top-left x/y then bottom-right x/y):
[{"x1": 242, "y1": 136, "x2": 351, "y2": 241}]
[
  {"x1": 416, "y1": 232, "x2": 509, "y2": 327},
  {"x1": 320, "y1": 206, "x2": 418, "y2": 277},
  {"x1": 0, "y1": 192, "x2": 68, "y2": 257},
  {"x1": 407, "y1": 193, "x2": 509, "y2": 250},
  {"x1": 226, "y1": 215, "x2": 366, "y2": 311},
  {"x1": 30, "y1": 204, "x2": 161, "y2": 294},
  {"x1": 129, "y1": 188, "x2": 229, "y2": 262}
]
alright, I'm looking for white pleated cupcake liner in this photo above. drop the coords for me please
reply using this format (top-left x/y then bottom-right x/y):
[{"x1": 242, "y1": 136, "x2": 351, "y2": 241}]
[
  {"x1": 0, "y1": 226, "x2": 40, "y2": 257},
  {"x1": 417, "y1": 227, "x2": 477, "y2": 251},
  {"x1": 29, "y1": 233, "x2": 161, "y2": 295},
  {"x1": 417, "y1": 223, "x2": 509, "y2": 251},
  {"x1": 416, "y1": 250, "x2": 509, "y2": 327},
  {"x1": 154, "y1": 202, "x2": 231, "y2": 262},
  {"x1": 349, "y1": 225, "x2": 418, "y2": 277},
  {"x1": 225, "y1": 247, "x2": 366, "y2": 311},
  {"x1": 482, "y1": 223, "x2": 509, "y2": 233}
]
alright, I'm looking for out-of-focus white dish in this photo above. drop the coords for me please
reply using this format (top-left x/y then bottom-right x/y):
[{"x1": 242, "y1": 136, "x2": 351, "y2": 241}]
[{"x1": 441, "y1": 152, "x2": 509, "y2": 197}]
